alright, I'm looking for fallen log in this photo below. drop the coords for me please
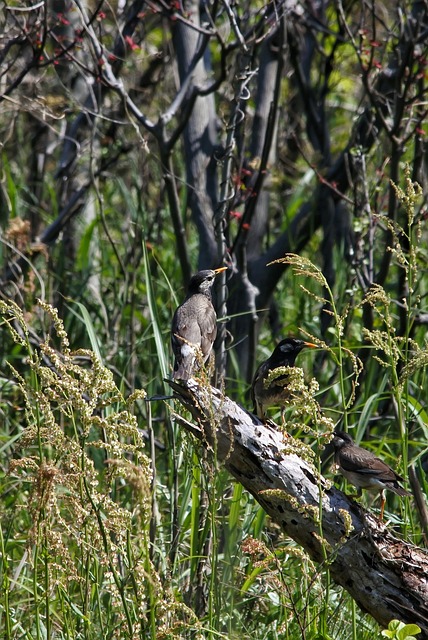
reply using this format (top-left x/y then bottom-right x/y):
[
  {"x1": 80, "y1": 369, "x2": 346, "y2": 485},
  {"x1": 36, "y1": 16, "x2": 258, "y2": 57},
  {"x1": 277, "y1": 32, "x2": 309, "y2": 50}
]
[{"x1": 168, "y1": 379, "x2": 428, "y2": 637}]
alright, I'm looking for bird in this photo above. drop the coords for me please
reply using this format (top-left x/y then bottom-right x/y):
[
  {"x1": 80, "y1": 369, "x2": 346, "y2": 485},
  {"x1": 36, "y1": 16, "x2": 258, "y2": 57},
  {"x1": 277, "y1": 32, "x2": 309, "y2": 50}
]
[
  {"x1": 171, "y1": 267, "x2": 227, "y2": 382},
  {"x1": 330, "y1": 430, "x2": 411, "y2": 520},
  {"x1": 251, "y1": 338, "x2": 317, "y2": 420}
]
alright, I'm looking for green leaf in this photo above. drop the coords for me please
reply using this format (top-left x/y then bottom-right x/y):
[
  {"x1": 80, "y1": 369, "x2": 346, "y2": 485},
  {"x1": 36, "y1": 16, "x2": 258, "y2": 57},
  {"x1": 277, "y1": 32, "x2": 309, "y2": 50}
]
[
  {"x1": 389, "y1": 620, "x2": 404, "y2": 631},
  {"x1": 397, "y1": 623, "x2": 421, "y2": 639},
  {"x1": 76, "y1": 217, "x2": 98, "y2": 271},
  {"x1": 382, "y1": 619, "x2": 421, "y2": 640},
  {"x1": 65, "y1": 299, "x2": 102, "y2": 360},
  {"x1": 143, "y1": 241, "x2": 169, "y2": 381}
]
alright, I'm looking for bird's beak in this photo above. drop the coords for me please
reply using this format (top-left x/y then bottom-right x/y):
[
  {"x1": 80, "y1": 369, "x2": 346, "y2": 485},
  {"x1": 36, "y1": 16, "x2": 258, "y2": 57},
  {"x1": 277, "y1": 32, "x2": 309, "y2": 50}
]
[
  {"x1": 214, "y1": 267, "x2": 228, "y2": 275},
  {"x1": 304, "y1": 341, "x2": 317, "y2": 349}
]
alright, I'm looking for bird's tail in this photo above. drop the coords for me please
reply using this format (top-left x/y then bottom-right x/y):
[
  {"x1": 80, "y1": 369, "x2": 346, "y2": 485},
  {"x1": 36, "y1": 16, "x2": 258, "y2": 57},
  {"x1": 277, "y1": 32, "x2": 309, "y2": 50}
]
[
  {"x1": 390, "y1": 483, "x2": 411, "y2": 497},
  {"x1": 173, "y1": 363, "x2": 192, "y2": 382}
]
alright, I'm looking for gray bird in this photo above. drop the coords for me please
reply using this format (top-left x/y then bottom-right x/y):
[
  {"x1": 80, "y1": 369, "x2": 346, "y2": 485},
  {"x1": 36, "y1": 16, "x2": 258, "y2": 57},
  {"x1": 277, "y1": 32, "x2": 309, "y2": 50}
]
[
  {"x1": 171, "y1": 267, "x2": 227, "y2": 381},
  {"x1": 331, "y1": 430, "x2": 411, "y2": 519},
  {"x1": 251, "y1": 338, "x2": 316, "y2": 420}
]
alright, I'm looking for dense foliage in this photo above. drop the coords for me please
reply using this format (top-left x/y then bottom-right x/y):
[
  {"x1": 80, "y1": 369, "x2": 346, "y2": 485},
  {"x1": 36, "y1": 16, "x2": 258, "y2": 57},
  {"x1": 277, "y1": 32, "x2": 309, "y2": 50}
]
[{"x1": 1, "y1": 1, "x2": 427, "y2": 638}]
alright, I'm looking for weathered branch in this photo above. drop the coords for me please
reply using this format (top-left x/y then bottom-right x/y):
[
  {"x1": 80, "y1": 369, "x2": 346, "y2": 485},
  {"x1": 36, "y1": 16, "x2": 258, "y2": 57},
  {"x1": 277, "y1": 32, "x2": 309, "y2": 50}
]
[{"x1": 169, "y1": 379, "x2": 428, "y2": 637}]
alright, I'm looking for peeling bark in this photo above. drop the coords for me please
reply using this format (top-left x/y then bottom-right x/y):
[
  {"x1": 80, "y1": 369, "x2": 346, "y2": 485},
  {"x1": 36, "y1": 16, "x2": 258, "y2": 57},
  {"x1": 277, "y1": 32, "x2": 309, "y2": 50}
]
[{"x1": 169, "y1": 379, "x2": 428, "y2": 637}]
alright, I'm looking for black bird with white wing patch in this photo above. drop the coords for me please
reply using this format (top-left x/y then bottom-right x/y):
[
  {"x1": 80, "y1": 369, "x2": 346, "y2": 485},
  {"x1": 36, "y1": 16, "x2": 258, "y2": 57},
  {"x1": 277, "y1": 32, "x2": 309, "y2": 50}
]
[{"x1": 251, "y1": 338, "x2": 316, "y2": 420}]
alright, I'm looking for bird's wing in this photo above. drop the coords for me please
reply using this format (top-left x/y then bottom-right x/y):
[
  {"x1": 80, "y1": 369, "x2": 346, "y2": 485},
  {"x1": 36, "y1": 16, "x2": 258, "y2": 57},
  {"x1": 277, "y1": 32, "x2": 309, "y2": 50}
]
[
  {"x1": 172, "y1": 301, "x2": 203, "y2": 347},
  {"x1": 171, "y1": 301, "x2": 202, "y2": 378},
  {"x1": 198, "y1": 305, "x2": 217, "y2": 361},
  {"x1": 171, "y1": 296, "x2": 217, "y2": 380},
  {"x1": 172, "y1": 318, "x2": 202, "y2": 347},
  {"x1": 171, "y1": 310, "x2": 202, "y2": 380},
  {"x1": 340, "y1": 448, "x2": 398, "y2": 482}
]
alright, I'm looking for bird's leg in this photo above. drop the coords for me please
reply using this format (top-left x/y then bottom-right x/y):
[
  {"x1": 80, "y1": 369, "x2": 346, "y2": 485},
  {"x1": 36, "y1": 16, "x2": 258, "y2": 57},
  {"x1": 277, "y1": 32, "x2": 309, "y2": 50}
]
[
  {"x1": 379, "y1": 489, "x2": 386, "y2": 521},
  {"x1": 279, "y1": 407, "x2": 290, "y2": 437}
]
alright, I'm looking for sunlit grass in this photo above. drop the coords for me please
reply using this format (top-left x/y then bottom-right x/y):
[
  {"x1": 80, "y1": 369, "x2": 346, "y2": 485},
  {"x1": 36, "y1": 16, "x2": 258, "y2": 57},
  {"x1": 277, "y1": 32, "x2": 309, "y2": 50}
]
[{"x1": 1, "y1": 166, "x2": 427, "y2": 639}]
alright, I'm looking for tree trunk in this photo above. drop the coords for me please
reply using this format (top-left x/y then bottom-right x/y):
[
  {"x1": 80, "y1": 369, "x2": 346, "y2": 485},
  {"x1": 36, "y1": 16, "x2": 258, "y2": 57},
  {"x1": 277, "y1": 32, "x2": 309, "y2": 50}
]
[
  {"x1": 172, "y1": 0, "x2": 219, "y2": 269},
  {"x1": 245, "y1": 29, "x2": 283, "y2": 260},
  {"x1": 169, "y1": 380, "x2": 428, "y2": 637}
]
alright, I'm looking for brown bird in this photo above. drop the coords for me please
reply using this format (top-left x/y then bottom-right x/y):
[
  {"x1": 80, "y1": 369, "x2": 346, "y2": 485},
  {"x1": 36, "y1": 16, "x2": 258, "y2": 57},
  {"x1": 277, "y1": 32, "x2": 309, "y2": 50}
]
[
  {"x1": 171, "y1": 267, "x2": 227, "y2": 381},
  {"x1": 251, "y1": 338, "x2": 317, "y2": 420},
  {"x1": 331, "y1": 430, "x2": 411, "y2": 520}
]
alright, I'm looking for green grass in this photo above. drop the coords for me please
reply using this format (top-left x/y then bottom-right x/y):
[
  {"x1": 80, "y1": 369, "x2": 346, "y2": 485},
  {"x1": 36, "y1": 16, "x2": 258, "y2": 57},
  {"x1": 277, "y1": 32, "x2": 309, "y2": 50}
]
[
  {"x1": 1, "y1": 156, "x2": 427, "y2": 640},
  {"x1": 1, "y1": 0, "x2": 427, "y2": 633}
]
